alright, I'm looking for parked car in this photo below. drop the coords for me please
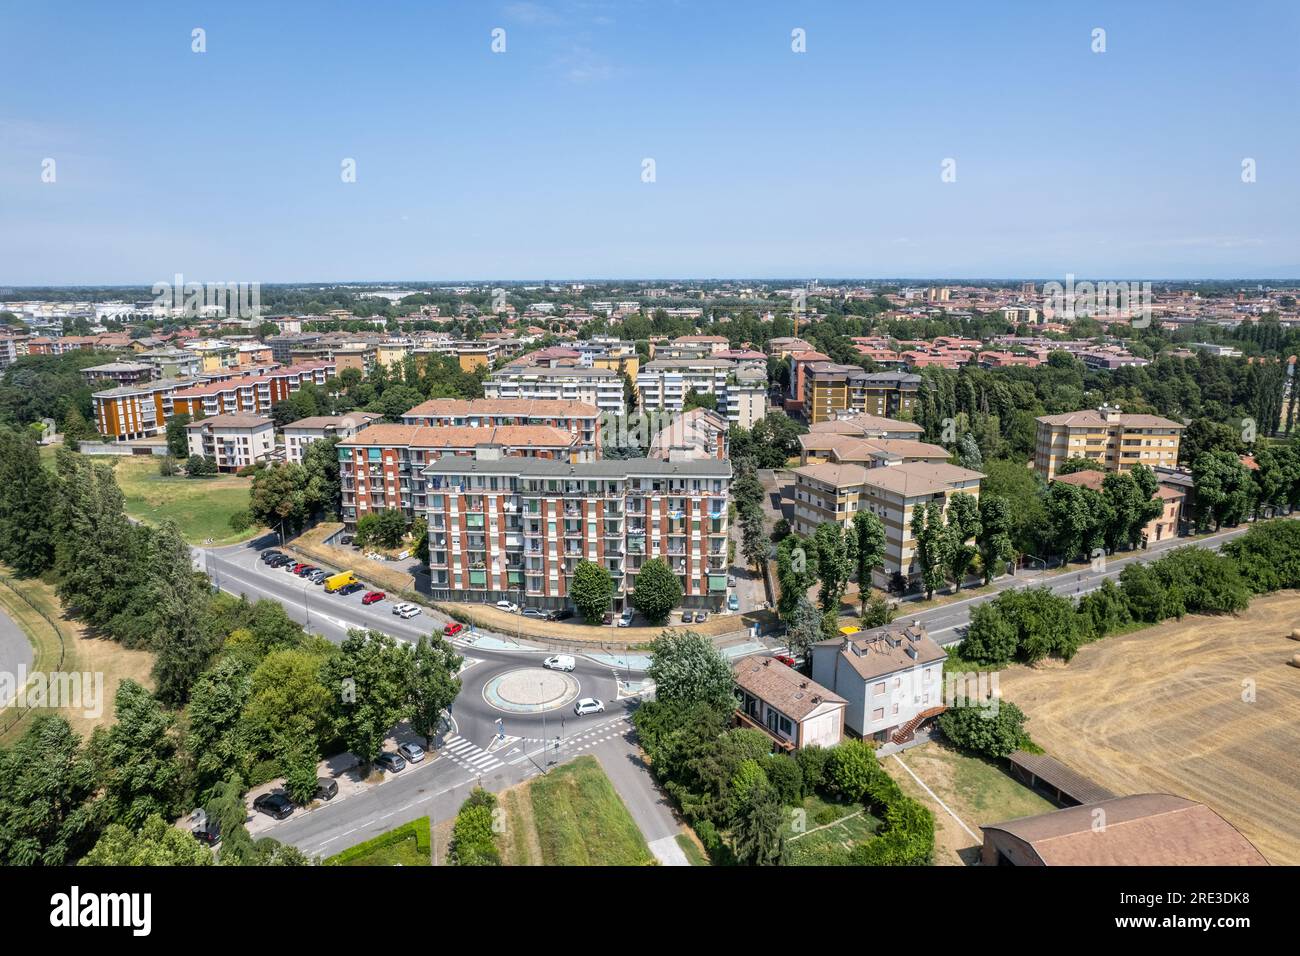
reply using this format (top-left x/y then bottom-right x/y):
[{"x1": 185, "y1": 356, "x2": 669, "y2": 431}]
[
  {"x1": 393, "y1": 602, "x2": 422, "y2": 619},
  {"x1": 288, "y1": 562, "x2": 307, "y2": 574},
  {"x1": 680, "y1": 609, "x2": 693, "y2": 624},
  {"x1": 252, "y1": 792, "x2": 294, "y2": 820},
  {"x1": 265, "y1": 555, "x2": 289, "y2": 567},
  {"x1": 191, "y1": 819, "x2": 221, "y2": 846},
  {"x1": 521, "y1": 607, "x2": 547, "y2": 619},
  {"x1": 308, "y1": 570, "x2": 327, "y2": 584},
  {"x1": 361, "y1": 590, "x2": 386, "y2": 605},
  {"x1": 494, "y1": 600, "x2": 520, "y2": 614},
  {"x1": 314, "y1": 778, "x2": 338, "y2": 801},
  {"x1": 727, "y1": 594, "x2": 740, "y2": 612},
  {"x1": 548, "y1": 607, "x2": 574, "y2": 621},
  {"x1": 774, "y1": 654, "x2": 797, "y2": 668},
  {"x1": 375, "y1": 752, "x2": 406, "y2": 773},
  {"x1": 397, "y1": 742, "x2": 425, "y2": 764},
  {"x1": 543, "y1": 654, "x2": 576, "y2": 672},
  {"x1": 443, "y1": 621, "x2": 464, "y2": 637},
  {"x1": 727, "y1": 574, "x2": 737, "y2": 588},
  {"x1": 618, "y1": 609, "x2": 634, "y2": 627},
  {"x1": 573, "y1": 698, "x2": 605, "y2": 717},
  {"x1": 338, "y1": 582, "x2": 365, "y2": 596},
  {"x1": 602, "y1": 611, "x2": 614, "y2": 626},
  {"x1": 340, "y1": 535, "x2": 354, "y2": 546},
  {"x1": 260, "y1": 549, "x2": 282, "y2": 563},
  {"x1": 295, "y1": 565, "x2": 317, "y2": 577},
  {"x1": 696, "y1": 610, "x2": 709, "y2": 623}
]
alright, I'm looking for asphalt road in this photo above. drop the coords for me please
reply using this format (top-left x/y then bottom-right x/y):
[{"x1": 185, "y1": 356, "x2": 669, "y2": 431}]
[{"x1": 0, "y1": 601, "x2": 34, "y2": 700}]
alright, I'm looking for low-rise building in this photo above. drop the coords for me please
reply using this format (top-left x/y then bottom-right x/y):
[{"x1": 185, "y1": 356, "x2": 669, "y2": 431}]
[
  {"x1": 732, "y1": 656, "x2": 846, "y2": 751},
  {"x1": 185, "y1": 414, "x2": 275, "y2": 471},
  {"x1": 283, "y1": 413, "x2": 383, "y2": 464},
  {"x1": 1052, "y1": 468, "x2": 1184, "y2": 545},
  {"x1": 810, "y1": 621, "x2": 947, "y2": 743}
]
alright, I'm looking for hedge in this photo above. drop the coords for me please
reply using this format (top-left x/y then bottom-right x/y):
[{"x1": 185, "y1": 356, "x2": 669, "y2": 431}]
[{"x1": 326, "y1": 816, "x2": 431, "y2": 866}]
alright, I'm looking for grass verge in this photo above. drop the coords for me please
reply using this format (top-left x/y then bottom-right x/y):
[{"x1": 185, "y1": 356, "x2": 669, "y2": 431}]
[{"x1": 327, "y1": 817, "x2": 431, "y2": 866}]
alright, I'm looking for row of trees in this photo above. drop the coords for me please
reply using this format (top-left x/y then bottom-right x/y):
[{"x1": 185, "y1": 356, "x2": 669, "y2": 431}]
[{"x1": 957, "y1": 522, "x2": 1300, "y2": 667}]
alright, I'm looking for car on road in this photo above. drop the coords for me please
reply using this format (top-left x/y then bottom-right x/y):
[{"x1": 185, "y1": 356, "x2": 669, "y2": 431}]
[
  {"x1": 543, "y1": 654, "x2": 576, "y2": 672},
  {"x1": 397, "y1": 742, "x2": 425, "y2": 764},
  {"x1": 393, "y1": 602, "x2": 421, "y2": 619},
  {"x1": 337, "y1": 582, "x2": 365, "y2": 596},
  {"x1": 521, "y1": 607, "x2": 547, "y2": 619},
  {"x1": 361, "y1": 590, "x2": 386, "y2": 605},
  {"x1": 774, "y1": 654, "x2": 796, "y2": 668},
  {"x1": 252, "y1": 792, "x2": 294, "y2": 820},
  {"x1": 314, "y1": 778, "x2": 338, "y2": 801},
  {"x1": 618, "y1": 609, "x2": 634, "y2": 627},
  {"x1": 375, "y1": 752, "x2": 406, "y2": 773},
  {"x1": 573, "y1": 698, "x2": 605, "y2": 716},
  {"x1": 727, "y1": 575, "x2": 736, "y2": 588},
  {"x1": 443, "y1": 621, "x2": 464, "y2": 637},
  {"x1": 494, "y1": 600, "x2": 520, "y2": 614}
]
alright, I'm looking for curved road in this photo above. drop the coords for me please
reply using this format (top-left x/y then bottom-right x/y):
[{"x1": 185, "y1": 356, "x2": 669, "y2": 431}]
[{"x1": 0, "y1": 594, "x2": 35, "y2": 703}]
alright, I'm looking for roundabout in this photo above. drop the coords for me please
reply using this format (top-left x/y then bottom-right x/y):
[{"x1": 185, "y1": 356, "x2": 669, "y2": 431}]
[{"x1": 482, "y1": 666, "x2": 581, "y2": 714}]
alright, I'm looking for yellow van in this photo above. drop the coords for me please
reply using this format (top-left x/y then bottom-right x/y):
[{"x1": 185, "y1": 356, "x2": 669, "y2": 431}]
[{"x1": 324, "y1": 570, "x2": 357, "y2": 593}]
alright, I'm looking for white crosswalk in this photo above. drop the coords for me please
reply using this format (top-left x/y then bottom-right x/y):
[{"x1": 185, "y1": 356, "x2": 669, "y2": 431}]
[{"x1": 440, "y1": 734, "x2": 505, "y2": 775}]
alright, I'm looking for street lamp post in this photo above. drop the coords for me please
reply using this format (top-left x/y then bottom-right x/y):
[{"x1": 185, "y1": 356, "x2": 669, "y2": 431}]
[{"x1": 540, "y1": 682, "x2": 548, "y2": 771}]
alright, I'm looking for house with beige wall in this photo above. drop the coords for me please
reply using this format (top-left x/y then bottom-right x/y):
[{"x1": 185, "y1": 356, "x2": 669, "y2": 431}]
[{"x1": 732, "y1": 656, "x2": 846, "y2": 750}]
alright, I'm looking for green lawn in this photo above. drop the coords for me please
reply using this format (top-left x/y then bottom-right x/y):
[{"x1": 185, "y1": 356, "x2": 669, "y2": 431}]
[
  {"x1": 676, "y1": 833, "x2": 709, "y2": 865},
  {"x1": 786, "y1": 794, "x2": 882, "y2": 866},
  {"x1": 527, "y1": 756, "x2": 653, "y2": 866},
  {"x1": 328, "y1": 818, "x2": 431, "y2": 866},
  {"x1": 96, "y1": 456, "x2": 258, "y2": 545}
]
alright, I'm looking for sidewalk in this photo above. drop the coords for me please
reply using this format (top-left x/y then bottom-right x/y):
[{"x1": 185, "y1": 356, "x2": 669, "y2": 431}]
[{"x1": 594, "y1": 746, "x2": 689, "y2": 866}]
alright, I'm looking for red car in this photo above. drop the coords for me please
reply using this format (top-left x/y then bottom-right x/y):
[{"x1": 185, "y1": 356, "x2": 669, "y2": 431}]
[
  {"x1": 289, "y1": 562, "x2": 308, "y2": 574},
  {"x1": 361, "y1": 591, "x2": 386, "y2": 605},
  {"x1": 775, "y1": 654, "x2": 797, "y2": 668},
  {"x1": 443, "y1": 622, "x2": 464, "y2": 637}
]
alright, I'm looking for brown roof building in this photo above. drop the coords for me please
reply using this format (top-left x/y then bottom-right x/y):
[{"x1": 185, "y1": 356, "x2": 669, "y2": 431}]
[
  {"x1": 980, "y1": 794, "x2": 1268, "y2": 866},
  {"x1": 732, "y1": 656, "x2": 847, "y2": 750}
]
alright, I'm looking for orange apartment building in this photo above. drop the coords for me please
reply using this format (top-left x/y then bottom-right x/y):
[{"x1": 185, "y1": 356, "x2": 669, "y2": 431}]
[
  {"x1": 401, "y1": 398, "x2": 600, "y2": 454},
  {"x1": 338, "y1": 423, "x2": 590, "y2": 527},
  {"x1": 170, "y1": 361, "x2": 335, "y2": 418},
  {"x1": 93, "y1": 378, "x2": 200, "y2": 440},
  {"x1": 422, "y1": 455, "x2": 733, "y2": 611}
]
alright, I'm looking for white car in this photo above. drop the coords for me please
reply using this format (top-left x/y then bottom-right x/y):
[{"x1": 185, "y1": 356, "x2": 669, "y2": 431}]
[
  {"x1": 397, "y1": 742, "x2": 425, "y2": 764},
  {"x1": 392, "y1": 603, "x2": 421, "y2": 619},
  {"x1": 494, "y1": 600, "x2": 520, "y2": 614},
  {"x1": 573, "y1": 697, "x2": 605, "y2": 716},
  {"x1": 543, "y1": 654, "x2": 576, "y2": 672},
  {"x1": 617, "y1": 609, "x2": 634, "y2": 627}
]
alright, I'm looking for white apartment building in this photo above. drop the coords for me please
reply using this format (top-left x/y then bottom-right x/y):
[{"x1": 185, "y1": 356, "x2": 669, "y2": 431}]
[
  {"x1": 810, "y1": 622, "x2": 948, "y2": 743},
  {"x1": 185, "y1": 415, "x2": 276, "y2": 472},
  {"x1": 283, "y1": 413, "x2": 383, "y2": 464},
  {"x1": 483, "y1": 365, "x2": 625, "y2": 417}
]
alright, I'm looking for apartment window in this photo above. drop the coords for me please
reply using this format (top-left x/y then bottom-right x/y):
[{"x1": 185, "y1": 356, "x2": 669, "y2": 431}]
[
  {"x1": 872, "y1": 708, "x2": 885, "y2": 722},
  {"x1": 873, "y1": 681, "x2": 886, "y2": 696}
]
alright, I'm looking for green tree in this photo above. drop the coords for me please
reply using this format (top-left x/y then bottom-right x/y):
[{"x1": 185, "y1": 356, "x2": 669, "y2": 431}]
[
  {"x1": 937, "y1": 701, "x2": 1029, "y2": 759},
  {"x1": 630, "y1": 557, "x2": 683, "y2": 625},
  {"x1": 850, "y1": 509, "x2": 886, "y2": 612},
  {"x1": 148, "y1": 521, "x2": 220, "y2": 705},
  {"x1": 570, "y1": 560, "x2": 615, "y2": 624},
  {"x1": 165, "y1": 413, "x2": 191, "y2": 458},
  {"x1": 813, "y1": 521, "x2": 853, "y2": 614},
  {"x1": 408, "y1": 634, "x2": 463, "y2": 749},
  {"x1": 730, "y1": 779, "x2": 786, "y2": 866},
  {"x1": 944, "y1": 492, "x2": 981, "y2": 591},
  {"x1": 248, "y1": 463, "x2": 308, "y2": 538},
  {"x1": 80, "y1": 815, "x2": 212, "y2": 867},
  {"x1": 0, "y1": 715, "x2": 99, "y2": 865},
  {"x1": 775, "y1": 533, "x2": 819, "y2": 622},
  {"x1": 910, "y1": 501, "x2": 950, "y2": 599},
  {"x1": 320, "y1": 630, "x2": 412, "y2": 770},
  {"x1": 740, "y1": 508, "x2": 769, "y2": 573},
  {"x1": 647, "y1": 630, "x2": 735, "y2": 709},
  {"x1": 785, "y1": 596, "x2": 823, "y2": 659},
  {"x1": 0, "y1": 428, "x2": 56, "y2": 575},
  {"x1": 976, "y1": 494, "x2": 1015, "y2": 584},
  {"x1": 91, "y1": 681, "x2": 182, "y2": 830},
  {"x1": 1191, "y1": 449, "x2": 1255, "y2": 531}
]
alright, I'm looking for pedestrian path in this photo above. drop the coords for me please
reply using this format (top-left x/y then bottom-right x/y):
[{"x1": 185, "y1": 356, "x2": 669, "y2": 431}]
[{"x1": 440, "y1": 734, "x2": 505, "y2": 775}]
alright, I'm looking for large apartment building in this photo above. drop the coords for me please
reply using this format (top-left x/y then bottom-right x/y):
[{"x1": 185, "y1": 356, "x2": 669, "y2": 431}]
[
  {"x1": 802, "y1": 364, "x2": 922, "y2": 424},
  {"x1": 422, "y1": 456, "x2": 732, "y2": 611},
  {"x1": 283, "y1": 412, "x2": 383, "y2": 464},
  {"x1": 339, "y1": 423, "x2": 591, "y2": 527},
  {"x1": 170, "y1": 362, "x2": 335, "y2": 419},
  {"x1": 483, "y1": 365, "x2": 625, "y2": 417},
  {"x1": 185, "y1": 415, "x2": 275, "y2": 472},
  {"x1": 92, "y1": 378, "x2": 202, "y2": 440},
  {"x1": 401, "y1": 398, "x2": 600, "y2": 455},
  {"x1": 636, "y1": 359, "x2": 768, "y2": 428},
  {"x1": 791, "y1": 460, "x2": 984, "y2": 580},
  {"x1": 1033, "y1": 404, "x2": 1184, "y2": 479}
]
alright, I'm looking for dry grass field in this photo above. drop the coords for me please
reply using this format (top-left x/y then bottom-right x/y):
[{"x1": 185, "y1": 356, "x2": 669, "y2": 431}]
[{"x1": 998, "y1": 590, "x2": 1300, "y2": 865}]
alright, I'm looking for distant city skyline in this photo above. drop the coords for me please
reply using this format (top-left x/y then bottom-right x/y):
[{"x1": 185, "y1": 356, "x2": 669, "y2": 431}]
[{"x1": 3, "y1": 1, "x2": 1297, "y2": 283}]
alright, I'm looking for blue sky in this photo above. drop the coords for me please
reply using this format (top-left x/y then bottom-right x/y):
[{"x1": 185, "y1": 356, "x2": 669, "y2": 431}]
[{"x1": 2, "y1": 0, "x2": 1297, "y2": 283}]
